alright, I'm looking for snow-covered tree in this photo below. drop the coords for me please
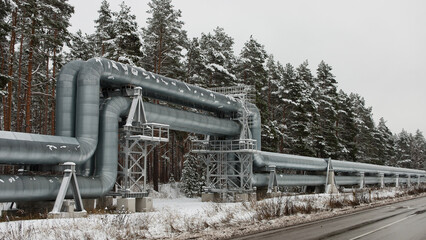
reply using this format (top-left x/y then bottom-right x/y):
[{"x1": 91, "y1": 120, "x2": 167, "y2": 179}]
[
  {"x1": 111, "y1": 2, "x2": 142, "y2": 64},
  {"x1": 292, "y1": 60, "x2": 316, "y2": 156},
  {"x1": 312, "y1": 61, "x2": 339, "y2": 158},
  {"x1": 349, "y1": 93, "x2": 378, "y2": 163},
  {"x1": 375, "y1": 117, "x2": 396, "y2": 166},
  {"x1": 198, "y1": 27, "x2": 236, "y2": 87},
  {"x1": 412, "y1": 130, "x2": 426, "y2": 170},
  {"x1": 94, "y1": 0, "x2": 115, "y2": 57},
  {"x1": 141, "y1": 0, "x2": 187, "y2": 78},
  {"x1": 236, "y1": 36, "x2": 272, "y2": 149},
  {"x1": 336, "y1": 90, "x2": 358, "y2": 161},
  {"x1": 185, "y1": 37, "x2": 204, "y2": 85},
  {"x1": 180, "y1": 153, "x2": 205, "y2": 197},
  {"x1": 66, "y1": 30, "x2": 97, "y2": 60}
]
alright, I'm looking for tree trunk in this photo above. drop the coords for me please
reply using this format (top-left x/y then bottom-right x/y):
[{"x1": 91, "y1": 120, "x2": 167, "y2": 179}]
[
  {"x1": 51, "y1": 45, "x2": 57, "y2": 135},
  {"x1": 43, "y1": 54, "x2": 49, "y2": 134},
  {"x1": 268, "y1": 78, "x2": 271, "y2": 119},
  {"x1": 5, "y1": 7, "x2": 18, "y2": 131},
  {"x1": 25, "y1": 19, "x2": 36, "y2": 133},
  {"x1": 1, "y1": 44, "x2": 5, "y2": 131},
  {"x1": 153, "y1": 148, "x2": 159, "y2": 191},
  {"x1": 16, "y1": 31, "x2": 24, "y2": 132}
]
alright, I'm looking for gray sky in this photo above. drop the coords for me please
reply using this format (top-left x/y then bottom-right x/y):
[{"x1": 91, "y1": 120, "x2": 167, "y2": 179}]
[{"x1": 68, "y1": 0, "x2": 426, "y2": 135}]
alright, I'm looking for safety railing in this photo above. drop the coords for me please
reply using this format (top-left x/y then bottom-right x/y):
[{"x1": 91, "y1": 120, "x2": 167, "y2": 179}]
[
  {"x1": 124, "y1": 123, "x2": 169, "y2": 142},
  {"x1": 192, "y1": 139, "x2": 257, "y2": 153}
]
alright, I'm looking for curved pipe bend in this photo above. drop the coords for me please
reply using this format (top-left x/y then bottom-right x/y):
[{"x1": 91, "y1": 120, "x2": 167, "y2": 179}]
[{"x1": 0, "y1": 97, "x2": 129, "y2": 201}]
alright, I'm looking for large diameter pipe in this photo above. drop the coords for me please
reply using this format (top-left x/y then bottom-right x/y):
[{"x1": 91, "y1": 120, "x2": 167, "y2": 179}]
[
  {"x1": 332, "y1": 160, "x2": 426, "y2": 176},
  {"x1": 254, "y1": 152, "x2": 327, "y2": 171},
  {"x1": 0, "y1": 100, "x2": 240, "y2": 165},
  {"x1": 0, "y1": 61, "x2": 103, "y2": 165},
  {"x1": 95, "y1": 58, "x2": 242, "y2": 114},
  {"x1": 247, "y1": 103, "x2": 261, "y2": 150},
  {"x1": 0, "y1": 97, "x2": 127, "y2": 201},
  {"x1": 253, "y1": 152, "x2": 426, "y2": 177},
  {"x1": 144, "y1": 102, "x2": 240, "y2": 136},
  {"x1": 252, "y1": 173, "x2": 326, "y2": 187},
  {"x1": 55, "y1": 60, "x2": 84, "y2": 137}
]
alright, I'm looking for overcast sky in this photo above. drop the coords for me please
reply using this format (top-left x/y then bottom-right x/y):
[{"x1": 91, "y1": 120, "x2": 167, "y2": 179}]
[{"x1": 68, "y1": 0, "x2": 426, "y2": 135}]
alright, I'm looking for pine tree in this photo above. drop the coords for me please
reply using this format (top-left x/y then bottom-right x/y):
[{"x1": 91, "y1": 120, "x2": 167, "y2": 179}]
[
  {"x1": 411, "y1": 130, "x2": 425, "y2": 169},
  {"x1": 235, "y1": 36, "x2": 270, "y2": 149},
  {"x1": 278, "y1": 63, "x2": 298, "y2": 153},
  {"x1": 198, "y1": 27, "x2": 236, "y2": 87},
  {"x1": 376, "y1": 117, "x2": 396, "y2": 166},
  {"x1": 112, "y1": 2, "x2": 141, "y2": 64},
  {"x1": 395, "y1": 130, "x2": 412, "y2": 168},
  {"x1": 292, "y1": 60, "x2": 316, "y2": 156},
  {"x1": 141, "y1": 0, "x2": 187, "y2": 78},
  {"x1": 66, "y1": 30, "x2": 97, "y2": 60},
  {"x1": 350, "y1": 93, "x2": 378, "y2": 163},
  {"x1": 336, "y1": 90, "x2": 358, "y2": 161},
  {"x1": 180, "y1": 153, "x2": 205, "y2": 197},
  {"x1": 94, "y1": 0, "x2": 115, "y2": 57},
  {"x1": 263, "y1": 55, "x2": 282, "y2": 151},
  {"x1": 312, "y1": 61, "x2": 339, "y2": 158},
  {"x1": 185, "y1": 37, "x2": 204, "y2": 85}
]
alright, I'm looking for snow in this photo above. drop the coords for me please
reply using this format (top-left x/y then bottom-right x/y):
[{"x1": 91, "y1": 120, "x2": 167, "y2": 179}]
[
  {"x1": 0, "y1": 186, "x2": 423, "y2": 239},
  {"x1": 46, "y1": 145, "x2": 57, "y2": 151},
  {"x1": 111, "y1": 61, "x2": 119, "y2": 71}
]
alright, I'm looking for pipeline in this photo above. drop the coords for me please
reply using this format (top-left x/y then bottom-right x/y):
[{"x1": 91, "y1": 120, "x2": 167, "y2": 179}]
[
  {"x1": 0, "y1": 58, "x2": 243, "y2": 201},
  {"x1": 0, "y1": 57, "x2": 425, "y2": 202},
  {"x1": 253, "y1": 152, "x2": 426, "y2": 175}
]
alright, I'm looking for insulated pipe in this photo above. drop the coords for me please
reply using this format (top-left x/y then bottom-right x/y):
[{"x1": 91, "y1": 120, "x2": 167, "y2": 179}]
[
  {"x1": 143, "y1": 102, "x2": 240, "y2": 136},
  {"x1": 247, "y1": 103, "x2": 261, "y2": 150},
  {"x1": 95, "y1": 58, "x2": 242, "y2": 114},
  {"x1": 0, "y1": 101, "x2": 240, "y2": 165},
  {"x1": 55, "y1": 60, "x2": 84, "y2": 137},
  {"x1": 253, "y1": 152, "x2": 426, "y2": 176},
  {"x1": 252, "y1": 173, "x2": 326, "y2": 187},
  {"x1": 0, "y1": 97, "x2": 128, "y2": 201},
  {"x1": 0, "y1": 58, "x2": 242, "y2": 165},
  {"x1": 0, "y1": 95, "x2": 241, "y2": 201},
  {"x1": 253, "y1": 152, "x2": 327, "y2": 171},
  {"x1": 331, "y1": 160, "x2": 426, "y2": 176}
]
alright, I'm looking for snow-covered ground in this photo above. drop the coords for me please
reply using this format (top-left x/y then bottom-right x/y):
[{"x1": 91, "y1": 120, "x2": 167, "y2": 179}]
[{"x1": 0, "y1": 185, "x2": 424, "y2": 240}]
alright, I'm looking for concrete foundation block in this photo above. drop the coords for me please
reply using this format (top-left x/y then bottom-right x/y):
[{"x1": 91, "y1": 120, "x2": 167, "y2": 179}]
[
  {"x1": 136, "y1": 197, "x2": 153, "y2": 212},
  {"x1": 201, "y1": 193, "x2": 215, "y2": 202},
  {"x1": 47, "y1": 211, "x2": 87, "y2": 219},
  {"x1": 326, "y1": 184, "x2": 339, "y2": 194},
  {"x1": 248, "y1": 192, "x2": 257, "y2": 201},
  {"x1": 235, "y1": 193, "x2": 248, "y2": 202},
  {"x1": 117, "y1": 198, "x2": 136, "y2": 213},
  {"x1": 63, "y1": 200, "x2": 74, "y2": 213},
  {"x1": 82, "y1": 199, "x2": 95, "y2": 211},
  {"x1": 97, "y1": 196, "x2": 114, "y2": 210}
]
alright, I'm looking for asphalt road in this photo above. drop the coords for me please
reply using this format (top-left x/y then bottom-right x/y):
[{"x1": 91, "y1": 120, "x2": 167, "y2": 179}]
[{"x1": 236, "y1": 195, "x2": 426, "y2": 240}]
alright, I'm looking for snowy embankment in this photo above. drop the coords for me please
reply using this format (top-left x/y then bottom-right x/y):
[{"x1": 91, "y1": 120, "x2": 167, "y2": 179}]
[{"x1": 0, "y1": 185, "x2": 425, "y2": 240}]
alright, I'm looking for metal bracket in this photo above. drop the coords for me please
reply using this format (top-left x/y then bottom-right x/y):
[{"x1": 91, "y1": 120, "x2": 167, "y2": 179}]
[
  {"x1": 50, "y1": 162, "x2": 84, "y2": 213},
  {"x1": 125, "y1": 87, "x2": 147, "y2": 127},
  {"x1": 267, "y1": 165, "x2": 278, "y2": 193}
]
